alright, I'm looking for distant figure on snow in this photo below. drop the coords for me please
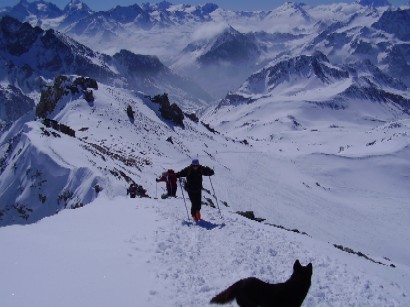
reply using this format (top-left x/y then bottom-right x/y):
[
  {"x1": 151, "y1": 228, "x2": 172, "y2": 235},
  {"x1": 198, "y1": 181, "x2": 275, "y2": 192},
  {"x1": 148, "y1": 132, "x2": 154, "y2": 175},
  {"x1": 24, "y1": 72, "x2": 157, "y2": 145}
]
[
  {"x1": 127, "y1": 183, "x2": 138, "y2": 198},
  {"x1": 176, "y1": 159, "x2": 214, "y2": 221},
  {"x1": 127, "y1": 183, "x2": 148, "y2": 198},
  {"x1": 156, "y1": 169, "x2": 178, "y2": 199}
]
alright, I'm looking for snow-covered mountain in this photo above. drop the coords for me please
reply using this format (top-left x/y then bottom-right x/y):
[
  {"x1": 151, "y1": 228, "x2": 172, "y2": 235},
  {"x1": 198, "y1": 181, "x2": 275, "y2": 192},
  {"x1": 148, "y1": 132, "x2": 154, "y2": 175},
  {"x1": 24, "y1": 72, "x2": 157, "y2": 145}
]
[
  {"x1": 2, "y1": 0, "x2": 62, "y2": 21},
  {"x1": 2, "y1": 1, "x2": 410, "y2": 99},
  {"x1": 0, "y1": 69, "x2": 409, "y2": 306},
  {"x1": 0, "y1": 15, "x2": 211, "y2": 118},
  {"x1": 0, "y1": 0, "x2": 220, "y2": 32},
  {"x1": 0, "y1": 15, "x2": 115, "y2": 84},
  {"x1": 204, "y1": 51, "x2": 410, "y2": 140},
  {"x1": 238, "y1": 52, "x2": 408, "y2": 105},
  {"x1": 172, "y1": 25, "x2": 263, "y2": 98},
  {"x1": 1, "y1": 2, "x2": 410, "y2": 305},
  {"x1": 194, "y1": 25, "x2": 260, "y2": 66},
  {"x1": 60, "y1": 0, "x2": 93, "y2": 27},
  {"x1": 0, "y1": 74, "x2": 231, "y2": 226}
]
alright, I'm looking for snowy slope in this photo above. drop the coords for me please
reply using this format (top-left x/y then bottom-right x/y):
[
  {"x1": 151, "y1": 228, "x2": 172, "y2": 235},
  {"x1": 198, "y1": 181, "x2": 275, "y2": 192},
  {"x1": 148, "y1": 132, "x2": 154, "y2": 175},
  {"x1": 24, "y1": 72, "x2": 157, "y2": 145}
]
[
  {"x1": 2, "y1": 75, "x2": 409, "y2": 301},
  {"x1": 0, "y1": 196, "x2": 408, "y2": 306},
  {"x1": 0, "y1": 78, "x2": 246, "y2": 225},
  {"x1": 0, "y1": 44, "x2": 409, "y2": 307},
  {"x1": 199, "y1": 52, "x2": 410, "y2": 270},
  {"x1": 0, "y1": 2, "x2": 410, "y2": 306}
]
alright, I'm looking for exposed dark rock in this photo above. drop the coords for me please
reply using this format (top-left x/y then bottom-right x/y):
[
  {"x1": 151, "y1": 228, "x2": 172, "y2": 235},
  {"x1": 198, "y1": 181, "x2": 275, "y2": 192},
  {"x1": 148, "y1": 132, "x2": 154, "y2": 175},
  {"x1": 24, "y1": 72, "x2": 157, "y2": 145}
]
[
  {"x1": 236, "y1": 211, "x2": 266, "y2": 222},
  {"x1": 151, "y1": 93, "x2": 184, "y2": 127},
  {"x1": 185, "y1": 112, "x2": 199, "y2": 123},
  {"x1": 201, "y1": 122, "x2": 219, "y2": 134},
  {"x1": 42, "y1": 118, "x2": 75, "y2": 137},
  {"x1": 36, "y1": 75, "x2": 98, "y2": 118},
  {"x1": 83, "y1": 89, "x2": 94, "y2": 103}
]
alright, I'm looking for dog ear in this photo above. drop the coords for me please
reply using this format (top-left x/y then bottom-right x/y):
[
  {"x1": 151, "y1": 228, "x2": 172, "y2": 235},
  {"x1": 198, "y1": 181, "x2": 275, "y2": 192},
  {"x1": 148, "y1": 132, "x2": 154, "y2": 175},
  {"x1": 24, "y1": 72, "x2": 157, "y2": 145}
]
[
  {"x1": 307, "y1": 263, "x2": 313, "y2": 274},
  {"x1": 294, "y1": 259, "x2": 301, "y2": 270}
]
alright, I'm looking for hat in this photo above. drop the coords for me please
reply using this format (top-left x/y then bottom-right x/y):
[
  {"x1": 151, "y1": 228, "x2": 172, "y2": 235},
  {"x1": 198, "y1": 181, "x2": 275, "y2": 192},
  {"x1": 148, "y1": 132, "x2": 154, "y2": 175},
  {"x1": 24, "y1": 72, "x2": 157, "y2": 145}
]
[{"x1": 191, "y1": 159, "x2": 199, "y2": 165}]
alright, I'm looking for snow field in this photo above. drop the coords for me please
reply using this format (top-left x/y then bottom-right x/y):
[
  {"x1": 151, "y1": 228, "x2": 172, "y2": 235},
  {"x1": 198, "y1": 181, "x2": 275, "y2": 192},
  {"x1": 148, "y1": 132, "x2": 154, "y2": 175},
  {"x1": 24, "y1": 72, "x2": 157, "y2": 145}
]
[{"x1": 2, "y1": 195, "x2": 408, "y2": 306}]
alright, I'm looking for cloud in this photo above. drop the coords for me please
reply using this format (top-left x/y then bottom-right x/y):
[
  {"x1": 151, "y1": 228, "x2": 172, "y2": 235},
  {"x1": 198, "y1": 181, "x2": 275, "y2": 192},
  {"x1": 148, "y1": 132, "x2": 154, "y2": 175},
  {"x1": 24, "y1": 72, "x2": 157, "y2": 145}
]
[{"x1": 191, "y1": 22, "x2": 229, "y2": 41}]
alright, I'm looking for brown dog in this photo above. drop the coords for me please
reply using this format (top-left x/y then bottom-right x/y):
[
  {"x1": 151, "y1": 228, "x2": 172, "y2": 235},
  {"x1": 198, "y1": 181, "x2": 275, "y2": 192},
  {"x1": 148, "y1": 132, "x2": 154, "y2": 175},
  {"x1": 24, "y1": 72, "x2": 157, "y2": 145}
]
[{"x1": 210, "y1": 260, "x2": 312, "y2": 307}]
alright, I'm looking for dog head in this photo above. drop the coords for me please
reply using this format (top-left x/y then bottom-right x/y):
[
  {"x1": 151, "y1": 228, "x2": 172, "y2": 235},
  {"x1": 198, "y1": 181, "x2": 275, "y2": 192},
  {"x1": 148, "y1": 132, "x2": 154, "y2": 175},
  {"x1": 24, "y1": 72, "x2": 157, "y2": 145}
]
[{"x1": 293, "y1": 259, "x2": 313, "y2": 279}]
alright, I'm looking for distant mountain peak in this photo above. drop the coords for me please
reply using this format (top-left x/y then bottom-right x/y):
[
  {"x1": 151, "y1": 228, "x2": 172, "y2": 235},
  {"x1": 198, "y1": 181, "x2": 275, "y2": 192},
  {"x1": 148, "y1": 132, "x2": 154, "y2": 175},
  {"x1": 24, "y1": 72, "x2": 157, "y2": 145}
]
[
  {"x1": 277, "y1": 1, "x2": 309, "y2": 13},
  {"x1": 217, "y1": 25, "x2": 241, "y2": 39},
  {"x1": 237, "y1": 52, "x2": 349, "y2": 97},
  {"x1": 274, "y1": 1, "x2": 313, "y2": 23},
  {"x1": 7, "y1": 0, "x2": 63, "y2": 19},
  {"x1": 65, "y1": 0, "x2": 88, "y2": 11},
  {"x1": 195, "y1": 25, "x2": 260, "y2": 66}
]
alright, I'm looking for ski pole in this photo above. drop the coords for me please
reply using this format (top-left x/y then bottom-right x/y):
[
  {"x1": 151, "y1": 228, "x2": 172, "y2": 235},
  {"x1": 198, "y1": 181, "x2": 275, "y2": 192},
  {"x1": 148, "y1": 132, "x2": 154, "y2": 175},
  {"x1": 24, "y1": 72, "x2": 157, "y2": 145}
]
[
  {"x1": 209, "y1": 176, "x2": 223, "y2": 219},
  {"x1": 179, "y1": 178, "x2": 190, "y2": 220}
]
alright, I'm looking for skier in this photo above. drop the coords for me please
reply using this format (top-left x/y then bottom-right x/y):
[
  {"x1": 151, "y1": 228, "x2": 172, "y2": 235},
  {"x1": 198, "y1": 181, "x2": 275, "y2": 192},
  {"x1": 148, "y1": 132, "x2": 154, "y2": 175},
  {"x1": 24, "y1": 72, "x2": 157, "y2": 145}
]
[
  {"x1": 156, "y1": 169, "x2": 178, "y2": 199},
  {"x1": 176, "y1": 159, "x2": 214, "y2": 221}
]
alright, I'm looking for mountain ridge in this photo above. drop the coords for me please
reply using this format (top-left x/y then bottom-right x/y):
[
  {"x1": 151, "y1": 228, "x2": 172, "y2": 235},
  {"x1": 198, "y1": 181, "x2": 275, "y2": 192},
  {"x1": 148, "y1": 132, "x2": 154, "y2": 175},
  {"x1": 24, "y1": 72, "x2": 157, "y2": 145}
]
[
  {"x1": 2, "y1": 1, "x2": 409, "y2": 100},
  {"x1": 0, "y1": 15, "x2": 211, "y2": 116}
]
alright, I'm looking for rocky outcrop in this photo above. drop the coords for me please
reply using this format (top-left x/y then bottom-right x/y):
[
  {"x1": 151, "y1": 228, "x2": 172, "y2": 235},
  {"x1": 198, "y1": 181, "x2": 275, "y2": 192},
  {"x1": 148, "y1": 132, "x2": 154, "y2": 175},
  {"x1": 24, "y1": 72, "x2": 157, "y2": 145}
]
[
  {"x1": 151, "y1": 93, "x2": 184, "y2": 127},
  {"x1": 36, "y1": 75, "x2": 98, "y2": 118}
]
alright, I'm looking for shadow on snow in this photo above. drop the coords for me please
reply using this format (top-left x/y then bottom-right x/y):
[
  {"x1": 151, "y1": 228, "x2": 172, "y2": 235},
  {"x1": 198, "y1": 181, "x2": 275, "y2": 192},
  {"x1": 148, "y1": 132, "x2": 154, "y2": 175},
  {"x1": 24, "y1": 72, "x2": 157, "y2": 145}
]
[{"x1": 182, "y1": 219, "x2": 225, "y2": 230}]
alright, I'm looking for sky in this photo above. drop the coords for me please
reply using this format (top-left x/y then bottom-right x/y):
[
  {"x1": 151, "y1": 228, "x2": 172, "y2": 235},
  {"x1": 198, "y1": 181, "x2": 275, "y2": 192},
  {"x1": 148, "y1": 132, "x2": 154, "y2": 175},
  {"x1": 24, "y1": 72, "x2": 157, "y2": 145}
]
[{"x1": 1, "y1": 0, "x2": 409, "y2": 11}]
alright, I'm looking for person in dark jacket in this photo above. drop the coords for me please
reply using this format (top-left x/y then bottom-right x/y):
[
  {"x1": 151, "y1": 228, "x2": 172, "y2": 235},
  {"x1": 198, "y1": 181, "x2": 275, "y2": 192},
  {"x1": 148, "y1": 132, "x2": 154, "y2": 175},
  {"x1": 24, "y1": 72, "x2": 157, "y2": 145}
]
[
  {"x1": 176, "y1": 159, "x2": 214, "y2": 221},
  {"x1": 156, "y1": 169, "x2": 178, "y2": 199}
]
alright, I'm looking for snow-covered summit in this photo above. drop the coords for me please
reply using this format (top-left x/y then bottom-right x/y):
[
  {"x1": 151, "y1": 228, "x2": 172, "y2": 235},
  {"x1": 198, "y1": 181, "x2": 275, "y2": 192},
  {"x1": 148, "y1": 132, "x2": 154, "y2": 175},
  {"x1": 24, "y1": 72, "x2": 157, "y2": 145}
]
[
  {"x1": 64, "y1": 0, "x2": 87, "y2": 11},
  {"x1": 237, "y1": 52, "x2": 348, "y2": 97},
  {"x1": 272, "y1": 1, "x2": 313, "y2": 23},
  {"x1": 7, "y1": 0, "x2": 62, "y2": 20},
  {"x1": 61, "y1": 0, "x2": 93, "y2": 25},
  {"x1": 194, "y1": 25, "x2": 260, "y2": 65},
  {"x1": 226, "y1": 51, "x2": 409, "y2": 112}
]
